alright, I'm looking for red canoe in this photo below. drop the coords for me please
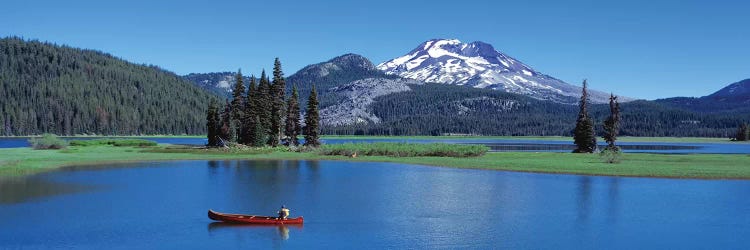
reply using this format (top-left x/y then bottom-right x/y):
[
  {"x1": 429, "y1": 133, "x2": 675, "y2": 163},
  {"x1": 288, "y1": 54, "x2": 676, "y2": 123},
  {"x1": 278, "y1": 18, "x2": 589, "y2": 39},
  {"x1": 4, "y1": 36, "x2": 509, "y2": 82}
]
[{"x1": 208, "y1": 209, "x2": 304, "y2": 225}]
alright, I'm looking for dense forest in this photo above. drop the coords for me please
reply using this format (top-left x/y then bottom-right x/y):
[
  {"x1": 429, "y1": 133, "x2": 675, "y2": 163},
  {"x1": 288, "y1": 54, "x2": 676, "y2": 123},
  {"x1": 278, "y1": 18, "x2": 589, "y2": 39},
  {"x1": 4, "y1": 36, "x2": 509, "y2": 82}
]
[
  {"x1": 323, "y1": 83, "x2": 750, "y2": 137},
  {"x1": 205, "y1": 61, "x2": 319, "y2": 147},
  {"x1": 0, "y1": 37, "x2": 220, "y2": 136}
]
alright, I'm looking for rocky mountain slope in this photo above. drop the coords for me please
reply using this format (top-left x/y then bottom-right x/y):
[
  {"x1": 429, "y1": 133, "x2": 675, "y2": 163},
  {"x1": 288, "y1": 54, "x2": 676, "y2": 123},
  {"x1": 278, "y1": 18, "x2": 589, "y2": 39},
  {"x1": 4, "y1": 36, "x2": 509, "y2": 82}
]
[
  {"x1": 320, "y1": 78, "x2": 422, "y2": 126},
  {"x1": 183, "y1": 72, "x2": 253, "y2": 98}
]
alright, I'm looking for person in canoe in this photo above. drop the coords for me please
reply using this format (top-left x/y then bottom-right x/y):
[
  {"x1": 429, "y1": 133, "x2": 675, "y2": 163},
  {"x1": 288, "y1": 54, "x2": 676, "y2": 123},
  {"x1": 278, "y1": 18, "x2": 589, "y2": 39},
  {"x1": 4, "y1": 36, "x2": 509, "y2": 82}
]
[{"x1": 278, "y1": 205, "x2": 290, "y2": 220}]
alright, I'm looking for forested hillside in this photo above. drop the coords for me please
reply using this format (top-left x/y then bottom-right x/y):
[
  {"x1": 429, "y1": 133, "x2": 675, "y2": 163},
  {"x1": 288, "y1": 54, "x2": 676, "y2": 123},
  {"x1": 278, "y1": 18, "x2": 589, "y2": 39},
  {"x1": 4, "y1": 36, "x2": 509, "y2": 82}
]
[
  {"x1": 324, "y1": 83, "x2": 749, "y2": 137},
  {"x1": 655, "y1": 78, "x2": 750, "y2": 114},
  {"x1": 0, "y1": 37, "x2": 220, "y2": 136}
]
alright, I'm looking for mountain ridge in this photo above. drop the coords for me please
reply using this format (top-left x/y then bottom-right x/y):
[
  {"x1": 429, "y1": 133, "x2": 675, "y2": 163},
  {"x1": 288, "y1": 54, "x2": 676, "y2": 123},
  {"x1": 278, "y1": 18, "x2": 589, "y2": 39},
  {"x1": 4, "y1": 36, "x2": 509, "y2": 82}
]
[{"x1": 655, "y1": 78, "x2": 750, "y2": 113}]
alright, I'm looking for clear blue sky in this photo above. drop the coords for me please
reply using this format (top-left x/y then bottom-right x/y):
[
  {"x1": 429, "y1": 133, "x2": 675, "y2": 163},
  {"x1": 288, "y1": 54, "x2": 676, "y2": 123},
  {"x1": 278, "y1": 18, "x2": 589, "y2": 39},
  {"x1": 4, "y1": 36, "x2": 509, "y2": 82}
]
[{"x1": 1, "y1": 0, "x2": 748, "y2": 99}]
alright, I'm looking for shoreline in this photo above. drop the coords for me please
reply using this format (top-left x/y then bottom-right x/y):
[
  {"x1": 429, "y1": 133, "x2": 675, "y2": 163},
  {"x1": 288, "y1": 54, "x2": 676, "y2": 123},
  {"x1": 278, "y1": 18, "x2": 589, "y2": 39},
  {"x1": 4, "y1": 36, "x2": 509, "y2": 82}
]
[
  {"x1": 1, "y1": 145, "x2": 749, "y2": 180},
  {"x1": 1, "y1": 135, "x2": 740, "y2": 144}
]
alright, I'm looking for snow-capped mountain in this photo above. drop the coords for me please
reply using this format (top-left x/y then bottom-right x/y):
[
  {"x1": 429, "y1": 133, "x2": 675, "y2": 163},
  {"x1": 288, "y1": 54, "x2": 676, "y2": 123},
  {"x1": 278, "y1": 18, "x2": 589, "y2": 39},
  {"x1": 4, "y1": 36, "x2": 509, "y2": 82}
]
[{"x1": 377, "y1": 39, "x2": 619, "y2": 104}]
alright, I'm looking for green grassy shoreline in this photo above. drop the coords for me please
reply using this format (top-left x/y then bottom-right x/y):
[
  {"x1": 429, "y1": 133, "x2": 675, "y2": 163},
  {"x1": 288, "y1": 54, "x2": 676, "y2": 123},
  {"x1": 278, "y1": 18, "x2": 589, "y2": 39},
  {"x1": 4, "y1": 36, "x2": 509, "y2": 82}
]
[
  {"x1": 2, "y1": 135, "x2": 742, "y2": 143},
  {"x1": 1, "y1": 145, "x2": 748, "y2": 180},
  {"x1": 320, "y1": 135, "x2": 741, "y2": 143}
]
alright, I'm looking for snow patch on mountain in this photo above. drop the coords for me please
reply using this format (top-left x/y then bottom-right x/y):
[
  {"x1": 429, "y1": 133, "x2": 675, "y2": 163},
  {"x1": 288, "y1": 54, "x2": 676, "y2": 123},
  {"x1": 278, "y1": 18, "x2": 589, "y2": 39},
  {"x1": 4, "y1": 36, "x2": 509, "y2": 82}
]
[{"x1": 377, "y1": 39, "x2": 625, "y2": 104}]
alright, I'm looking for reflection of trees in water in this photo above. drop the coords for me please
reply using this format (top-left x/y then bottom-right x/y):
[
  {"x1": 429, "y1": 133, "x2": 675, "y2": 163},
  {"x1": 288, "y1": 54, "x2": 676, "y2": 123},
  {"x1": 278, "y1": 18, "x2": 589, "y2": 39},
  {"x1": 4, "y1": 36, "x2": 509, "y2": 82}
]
[
  {"x1": 0, "y1": 176, "x2": 93, "y2": 204},
  {"x1": 306, "y1": 160, "x2": 320, "y2": 172},
  {"x1": 208, "y1": 160, "x2": 219, "y2": 168},
  {"x1": 607, "y1": 178, "x2": 620, "y2": 224},
  {"x1": 575, "y1": 176, "x2": 621, "y2": 226},
  {"x1": 213, "y1": 160, "x2": 320, "y2": 213},
  {"x1": 577, "y1": 176, "x2": 591, "y2": 222}
]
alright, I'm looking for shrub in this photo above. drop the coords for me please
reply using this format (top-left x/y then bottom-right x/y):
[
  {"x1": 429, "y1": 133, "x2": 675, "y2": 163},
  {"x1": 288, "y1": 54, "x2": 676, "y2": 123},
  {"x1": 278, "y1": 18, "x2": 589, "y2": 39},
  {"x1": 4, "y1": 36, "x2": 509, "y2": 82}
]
[
  {"x1": 110, "y1": 139, "x2": 157, "y2": 147},
  {"x1": 599, "y1": 146, "x2": 622, "y2": 164},
  {"x1": 68, "y1": 138, "x2": 157, "y2": 147},
  {"x1": 319, "y1": 143, "x2": 489, "y2": 157},
  {"x1": 28, "y1": 134, "x2": 68, "y2": 150}
]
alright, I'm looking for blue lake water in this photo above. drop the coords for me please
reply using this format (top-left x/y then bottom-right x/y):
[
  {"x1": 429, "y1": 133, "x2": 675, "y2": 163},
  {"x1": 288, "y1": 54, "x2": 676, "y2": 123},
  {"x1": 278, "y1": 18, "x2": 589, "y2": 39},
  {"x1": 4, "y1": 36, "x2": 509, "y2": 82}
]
[
  {"x1": 2, "y1": 137, "x2": 750, "y2": 154},
  {"x1": 1, "y1": 160, "x2": 749, "y2": 249}
]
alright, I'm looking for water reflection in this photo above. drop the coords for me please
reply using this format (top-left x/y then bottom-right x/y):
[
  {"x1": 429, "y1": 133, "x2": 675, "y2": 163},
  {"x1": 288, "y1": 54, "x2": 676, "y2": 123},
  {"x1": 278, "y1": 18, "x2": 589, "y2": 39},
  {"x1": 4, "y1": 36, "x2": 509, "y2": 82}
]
[
  {"x1": 575, "y1": 176, "x2": 622, "y2": 227},
  {"x1": 2, "y1": 160, "x2": 750, "y2": 249},
  {"x1": 0, "y1": 176, "x2": 94, "y2": 204},
  {"x1": 204, "y1": 160, "x2": 322, "y2": 218},
  {"x1": 577, "y1": 176, "x2": 591, "y2": 223},
  {"x1": 207, "y1": 222, "x2": 302, "y2": 240},
  {"x1": 607, "y1": 179, "x2": 620, "y2": 224}
]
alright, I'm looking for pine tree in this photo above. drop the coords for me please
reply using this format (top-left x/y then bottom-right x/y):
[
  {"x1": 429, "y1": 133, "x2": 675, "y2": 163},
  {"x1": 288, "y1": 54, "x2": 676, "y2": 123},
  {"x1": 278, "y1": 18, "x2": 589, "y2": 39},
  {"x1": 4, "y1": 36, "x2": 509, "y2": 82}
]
[
  {"x1": 243, "y1": 76, "x2": 257, "y2": 145},
  {"x1": 251, "y1": 116, "x2": 266, "y2": 147},
  {"x1": 269, "y1": 58, "x2": 287, "y2": 147},
  {"x1": 735, "y1": 123, "x2": 749, "y2": 141},
  {"x1": 285, "y1": 85, "x2": 301, "y2": 146},
  {"x1": 602, "y1": 94, "x2": 621, "y2": 150},
  {"x1": 213, "y1": 104, "x2": 221, "y2": 145},
  {"x1": 256, "y1": 70, "x2": 272, "y2": 144},
  {"x1": 206, "y1": 100, "x2": 219, "y2": 147},
  {"x1": 601, "y1": 94, "x2": 622, "y2": 163},
  {"x1": 230, "y1": 69, "x2": 246, "y2": 143},
  {"x1": 304, "y1": 85, "x2": 321, "y2": 147},
  {"x1": 219, "y1": 100, "x2": 233, "y2": 143},
  {"x1": 573, "y1": 80, "x2": 597, "y2": 153}
]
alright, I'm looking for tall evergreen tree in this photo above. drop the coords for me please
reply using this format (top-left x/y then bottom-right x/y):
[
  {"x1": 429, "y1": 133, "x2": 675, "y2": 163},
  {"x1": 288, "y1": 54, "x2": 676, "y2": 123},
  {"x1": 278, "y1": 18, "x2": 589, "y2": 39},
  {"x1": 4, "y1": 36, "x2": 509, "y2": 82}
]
[
  {"x1": 219, "y1": 100, "x2": 233, "y2": 143},
  {"x1": 573, "y1": 80, "x2": 597, "y2": 153},
  {"x1": 206, "y1": 100, "x2": 219, "y2": 147},
  {"x1": 256, "y1": 71, "x2": 274, "y2": 145},
  {"x1": 304, "y1": 85, "x2": 321, "y2": 147},
  {"x1": 250, "y1": 116, "x2": 266, "y2": 147},
  {"x1": 230, "y1": 69, "x2": 246, "y2": 143},
  {"x1": 243, "y1": 76, "x2": 257, "y2": 145},
  {"x1": 269, "y1": 58, "x2": 287, "y2": 147},
  {"x1": 735, "y1": 123, "x2": 749, "y2": 141},
  {"x1": 212, "y1": 103, "x2": 222, "y2": 144},
  {"x1": 285, "y1": 85, "x2": 302, "y2": 146},
  {"x1": 602, "y1": 94, "x2": 621, "y2": 150}
]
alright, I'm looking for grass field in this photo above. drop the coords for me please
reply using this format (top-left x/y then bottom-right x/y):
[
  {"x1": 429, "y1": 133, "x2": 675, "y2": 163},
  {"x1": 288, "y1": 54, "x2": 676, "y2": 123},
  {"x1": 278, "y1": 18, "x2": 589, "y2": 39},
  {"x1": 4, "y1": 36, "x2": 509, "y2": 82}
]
[
  {"x1": 319, "y1": 135, "x2": 740, "y2": 143},
  {"x1": 1, "y1": 144, "x2": 748, "y2": 179},
  {"x1": 3, "y1": 135, "x2": 741, "y2": 143}
]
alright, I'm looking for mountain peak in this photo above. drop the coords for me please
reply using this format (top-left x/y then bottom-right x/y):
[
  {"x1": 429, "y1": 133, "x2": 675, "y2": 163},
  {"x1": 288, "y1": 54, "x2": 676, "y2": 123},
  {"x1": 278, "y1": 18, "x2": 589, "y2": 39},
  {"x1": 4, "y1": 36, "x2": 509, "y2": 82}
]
[
  {"x1": 376, "y1": 39, "x2": 618, "y2": 104},
  {"x1": 327, "y1": 53, "x2": 375, "y2": 71},
  {"x1": 295, "y1": 53, "x2": 375, "y2": 79}
]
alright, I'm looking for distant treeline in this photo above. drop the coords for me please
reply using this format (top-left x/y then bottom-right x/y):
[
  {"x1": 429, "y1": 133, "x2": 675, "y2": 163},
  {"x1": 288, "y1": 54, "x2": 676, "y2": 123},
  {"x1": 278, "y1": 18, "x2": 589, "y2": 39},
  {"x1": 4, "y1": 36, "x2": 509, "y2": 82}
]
[
  {"x1": 323, "y1": 83, "x2": 749, "y2": 137},
  {"x1": 0, "y1": 37, "x2": 220, "y2": 136}
]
